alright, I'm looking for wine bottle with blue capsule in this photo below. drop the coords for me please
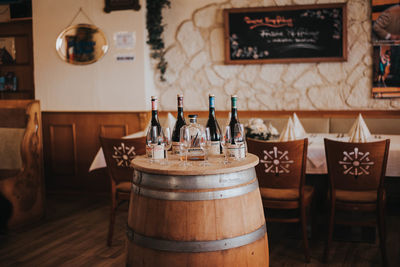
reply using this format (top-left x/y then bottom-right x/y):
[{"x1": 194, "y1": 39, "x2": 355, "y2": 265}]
[{"x1": 206, "y1": 94, "x2": 222, "y2": 155}]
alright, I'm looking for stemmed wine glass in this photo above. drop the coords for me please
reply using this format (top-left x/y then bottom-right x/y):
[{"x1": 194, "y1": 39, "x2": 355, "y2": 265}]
[
  {"x1": 233, "y1": 123, "x2": 245, "y2": 160},
  {"x1": 200, "y1": 127, "x2": 212, "y2": 166},
  {"x1": 179, "y1": 127, "x2": 191, "y2": 167},
  {"x1": 162, "y1": 127, "x2": 172, "y2": 165},
  {"x1": 221, "y1": 125, "x2": 231, "y2": 164},
  {"x1": 146, "y1": 126, "x2": 163, "y2": 163}
]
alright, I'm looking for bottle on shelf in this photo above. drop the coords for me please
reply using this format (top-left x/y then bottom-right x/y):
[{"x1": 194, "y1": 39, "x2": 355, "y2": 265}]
[
  {"x1": 205, "y1": 94, "x2": 222, "y2": 155},
  {"x1": 184, "y1": 114, "x2": 204, "y2": 161},
  {"x1": 146, "y1": 96, "x2": 164, "y2": 159},
  {"x1": 172, "y1": 94, "x2": 186, "y2": 154},
  {"x1": 228, "y1": 95, "x2": 246, "y2": 159}
]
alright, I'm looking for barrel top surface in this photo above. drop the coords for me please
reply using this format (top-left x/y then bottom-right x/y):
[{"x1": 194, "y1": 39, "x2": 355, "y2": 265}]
[{"x1": 131, "y1": 153, "x2": 259, "y2": 176}]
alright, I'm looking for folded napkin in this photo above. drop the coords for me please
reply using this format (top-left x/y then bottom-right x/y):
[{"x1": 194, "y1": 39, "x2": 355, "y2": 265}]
[
  {"x1": 162, "y1": 112, "x2": 177, "y2": 131},
  {"x1": 279, "y1": 117, "x2": 297, "y2": 141},
  {"x1": 292, "y1": 112, "x2": 307, "y2": 139},
  {"x1": 348, "y1": 114, "x2": 372, "y2": 143}
]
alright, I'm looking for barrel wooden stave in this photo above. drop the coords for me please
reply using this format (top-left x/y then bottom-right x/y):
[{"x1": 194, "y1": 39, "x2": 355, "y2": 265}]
[
  {"x1": 126, "y1": 164, "x2": 268, "y2": 267},
  {"x1": 128, "y1": 184, "x2": 265, "y2": 241},
  {"x1": 126, "y1": 235, "x2": 269, "y2": 267}
]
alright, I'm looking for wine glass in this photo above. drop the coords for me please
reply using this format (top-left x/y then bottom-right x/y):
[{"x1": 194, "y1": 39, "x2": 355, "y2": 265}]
[
  {"x1": 179, "y1": 127, "x2": 191, "y2": 167},
  {"x1": 233, "y1": 123, "x2": 245, "y2": 160},
  {"x1": 146, "y1": 126, "x2": 163, "y2": 163},
  {"x1": 221, "y1": 126, "x2": 231, "y2": 164},
  {"x1": 162, "y1": 127, "x2": 172, "y2": 165},
  {"x1": 200, "y1": 127, "x2": 212, "y2": 166}
]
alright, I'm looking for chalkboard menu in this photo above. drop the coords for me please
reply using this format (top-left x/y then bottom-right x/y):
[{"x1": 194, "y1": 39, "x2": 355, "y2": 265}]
[{"x1": 223, "y1": 4, "x2": 347, "y2": 64}]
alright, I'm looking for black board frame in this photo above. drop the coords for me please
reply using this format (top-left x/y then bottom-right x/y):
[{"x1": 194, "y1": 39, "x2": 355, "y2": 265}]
[{"x1": 223, "y1": 3, "x2": 347, "y2": 64}]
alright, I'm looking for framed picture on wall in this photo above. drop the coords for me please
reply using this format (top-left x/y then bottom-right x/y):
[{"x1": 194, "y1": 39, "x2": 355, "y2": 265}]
[
  {"x1": 371, "y1": 0, "x2": 400, "y2": 98},
  {"x1": 223, "y1": 3, "x2": 347, "y2": 64},
  {"x1": 104, "y1": 0, "x2": 140, "y2": 13}
]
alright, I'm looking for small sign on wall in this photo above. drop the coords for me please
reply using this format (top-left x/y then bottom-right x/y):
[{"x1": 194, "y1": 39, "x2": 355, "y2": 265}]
[
  {"x1": 115, "y1": 54, "x2": 135, "y2": 61},
  {"x1": 114, "y1": 32, "x2": 136, "y2": 49}
]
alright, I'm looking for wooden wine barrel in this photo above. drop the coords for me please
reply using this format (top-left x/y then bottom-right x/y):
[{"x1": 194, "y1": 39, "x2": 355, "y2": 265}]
[{"x1": 127, "y1": 154, "x2": 269, "y2": 267}]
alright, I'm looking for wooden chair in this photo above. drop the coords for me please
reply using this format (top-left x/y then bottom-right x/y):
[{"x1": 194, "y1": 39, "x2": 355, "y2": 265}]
[
  {"x1": 99, "y1": 136, "x2": 146, "y2": 246},
  {"x1": 323, "y1": 138, "x2": 390, "y2": 265},
  {"x1": 247, "y1": 138, "x2": 313, "y2": 262}
]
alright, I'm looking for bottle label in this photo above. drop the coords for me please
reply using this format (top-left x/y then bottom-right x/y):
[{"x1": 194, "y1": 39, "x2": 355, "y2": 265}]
[
  {"x1": 146, "y1": 144, "x2": 164, "y2": 159},
  {"x1": 227, "y1": 143, "x2": 246, "y2": 159},
  {"x1": 172, "y1": 142, "x2": 181, "y2": 154},
  {"x1": 187, "y1": 148, "x2": 204, "y2": 161},
  {"x1": 209, "y1": 141, "x2": 221, "y2": 155}
]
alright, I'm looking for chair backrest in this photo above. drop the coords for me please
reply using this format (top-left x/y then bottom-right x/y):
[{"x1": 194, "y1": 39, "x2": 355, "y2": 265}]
[
  {"x1": 247, "y1": 138, "x2": 308, "y2": 190},
  {"x1": 324, "y1": 138, "x2": 390, "y2": 191},
  {"x1": 99, "y1": 136, "x2": 146, "y2": 185}
]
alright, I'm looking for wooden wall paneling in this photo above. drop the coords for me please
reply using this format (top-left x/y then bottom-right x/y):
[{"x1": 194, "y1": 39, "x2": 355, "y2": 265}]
[
  {"x1": 139, "y1": 112, "x2": 150, "y2": 130},
  {"x1": 159, "y1": 110, "x2": 400, "y2": 119},
  {"x1": 100, "y1": 124, "x2": 129, "y2": 138},
  {"x1": 42, "y1": 112, "x2": 148, "y2": 194},
  {"x1": 42, "y1": 110, "x2": 400, "y2": 194},
  {"x1": 49, "y1": 124, "x2": 77, "y2": 176}
]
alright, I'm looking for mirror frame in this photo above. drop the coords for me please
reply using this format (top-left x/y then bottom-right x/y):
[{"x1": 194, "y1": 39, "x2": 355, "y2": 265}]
[{"x1": 56, "y1": 23, "x2": 109, "y2": 65}]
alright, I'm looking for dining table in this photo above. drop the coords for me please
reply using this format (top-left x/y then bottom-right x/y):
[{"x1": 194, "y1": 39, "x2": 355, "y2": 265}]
[
  {"x1": 305, "y1": 133, "x2": 400, "y2": 177},
  {"x1": 89, "y1": 133, "x2": 400, "y2": 177}
]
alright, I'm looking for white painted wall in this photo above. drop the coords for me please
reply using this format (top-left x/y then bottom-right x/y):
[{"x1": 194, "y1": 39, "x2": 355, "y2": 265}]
[
  {"x1": 32, "y1": 0, "x2": 154, "y2": 111},
  {"x1": 32, "y1": 0, "x2": 400, "y2": 112}
]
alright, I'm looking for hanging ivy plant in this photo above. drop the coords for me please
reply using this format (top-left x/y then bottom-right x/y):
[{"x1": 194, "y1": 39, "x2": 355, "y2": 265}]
[{"x1": 146, "y1": 0, "x2": 171, "y2": 82}]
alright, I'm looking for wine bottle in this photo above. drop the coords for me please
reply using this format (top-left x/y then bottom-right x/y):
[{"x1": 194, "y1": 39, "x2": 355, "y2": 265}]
[
  {"x1": 172, "y1": 94, "x2": 186, "y2": 154},
  {"x1": 206, "y1": 94, "x2": 222, "y2": 155},
  {"x1": 186, "y1": 114, "x2": 204, "y2": 160},
  {"x1": 150, "y1": 96, "x2": 162, "y2": 130},
  {"x1": 146, "y1": 96, "x2": 163, "y2": 159},
  {"x1": 228, "y1": 95, "x2": 245, "y2": 159},
  {"x1": 229, "y1": 95, "x2": 239, "y2": 141}
]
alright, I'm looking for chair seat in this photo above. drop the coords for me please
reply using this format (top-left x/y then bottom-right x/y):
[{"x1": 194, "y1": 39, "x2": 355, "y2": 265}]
[
  {"x1": 116, "y1": 182, "x2": 131, "y2": 192},
  {"x1": 260, "y1": 185, "x2": 314, "y2": 201},
  {"x1": 335, "y1": 189, "x2": 381, "y2": 203}
]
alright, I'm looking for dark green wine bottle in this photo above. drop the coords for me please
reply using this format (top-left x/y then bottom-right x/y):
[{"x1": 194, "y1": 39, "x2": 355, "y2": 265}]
[{"x1": 206, "y1": 94, "x2": 222, "y2": 155}]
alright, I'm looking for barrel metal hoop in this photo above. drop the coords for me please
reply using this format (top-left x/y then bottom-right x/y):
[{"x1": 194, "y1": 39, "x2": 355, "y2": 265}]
[
  {"x1": 132, "y1": 168, "x2": 256, "y2": 190},
  {"x1": 126, "y1": 223, "x2": 266, "y2": 253},
  {"x1": 131, "y1": 179, "x2": 259, "y2": 201}
]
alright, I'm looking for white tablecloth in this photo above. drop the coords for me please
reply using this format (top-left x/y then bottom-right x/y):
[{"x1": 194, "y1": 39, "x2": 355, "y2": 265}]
[
  {"x1": 90, "y1": 133, "x2": 400, "y2": 177},
  {"x1": 306, "y1": 134, "x2": 400, "y2": 177}
]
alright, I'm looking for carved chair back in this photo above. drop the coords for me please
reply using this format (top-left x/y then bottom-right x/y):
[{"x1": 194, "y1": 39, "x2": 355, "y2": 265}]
[
  {"x1": 324, "y1": 138, "x2": 390, "y2": 192},
  {"x1": 99, "y1": 136, "x2": 146, "y2": 185},
  {"x1": 247, "y1": 138, "x2": 308, "y2": 190}
]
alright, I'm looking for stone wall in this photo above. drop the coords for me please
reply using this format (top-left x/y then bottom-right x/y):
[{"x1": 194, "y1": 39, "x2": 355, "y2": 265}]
[{"x1": 154, "y1": 0, "x2": 400, "y2": 111}]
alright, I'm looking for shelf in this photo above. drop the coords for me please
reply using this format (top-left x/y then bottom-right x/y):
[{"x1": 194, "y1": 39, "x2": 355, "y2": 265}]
[
  {"x1": 0, "y1": 63, "x2": 31, "y2": 67},
  {"x1": 0, "y1": 89, "x2": 32, "y2": 93},
  {"x1": 0, "y1": 18, "x2": 32, "y2": 24}
]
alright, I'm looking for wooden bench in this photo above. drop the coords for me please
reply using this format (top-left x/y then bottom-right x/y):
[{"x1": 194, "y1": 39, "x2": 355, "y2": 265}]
[{"x1": 0, "y1": 100, "x2": 45, "y2": 230}]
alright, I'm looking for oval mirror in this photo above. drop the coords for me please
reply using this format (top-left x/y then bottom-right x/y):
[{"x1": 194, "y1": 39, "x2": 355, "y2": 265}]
[{"x1": 56, "y1": 24, "x2": 108, "y2": 65}]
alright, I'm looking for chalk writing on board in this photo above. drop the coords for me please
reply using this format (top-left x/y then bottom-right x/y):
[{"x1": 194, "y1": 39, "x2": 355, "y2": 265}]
[{"x1": 224, "y1": 4, "x2": 347, "y2": 63}]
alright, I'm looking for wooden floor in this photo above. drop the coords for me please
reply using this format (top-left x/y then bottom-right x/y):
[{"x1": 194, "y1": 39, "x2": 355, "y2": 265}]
[{"x1": 0, "y1": 194, "x2": 399, "y2": 267}]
